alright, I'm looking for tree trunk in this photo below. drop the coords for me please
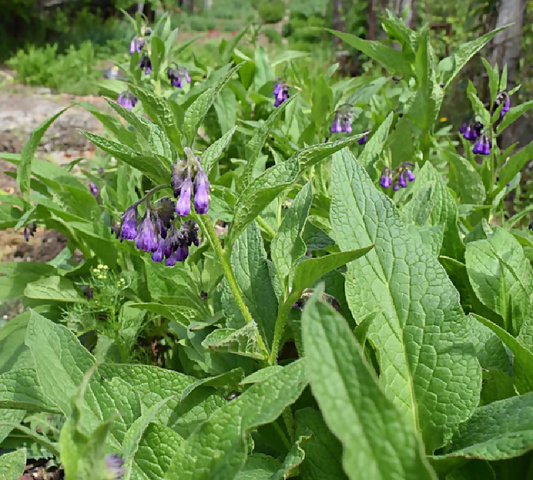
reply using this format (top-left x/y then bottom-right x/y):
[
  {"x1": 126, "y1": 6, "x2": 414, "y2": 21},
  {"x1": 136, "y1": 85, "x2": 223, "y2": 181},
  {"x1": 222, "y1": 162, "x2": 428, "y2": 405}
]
[
  {"x1": 368, "y1": 0, "x2": 376, "y2": 40},
  {"x1": 396, "y1": 0, "x2": 415, "y2": 28},
  {"x1": 332, "y1": 0, "x2": 342, "y2": 47}
]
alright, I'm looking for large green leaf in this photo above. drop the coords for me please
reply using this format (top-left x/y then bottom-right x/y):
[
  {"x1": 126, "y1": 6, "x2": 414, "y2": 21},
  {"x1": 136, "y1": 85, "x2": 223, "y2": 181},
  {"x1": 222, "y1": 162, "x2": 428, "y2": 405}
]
[
  {"x1": 465, "y1": 228, "x2": 533, "y2": 336},
  {"x1": 494, "y1": 141, "x2": 533, "y2": 197},
  {"x1": 445, "y1": 151, "x2": 486, "y2": 205},
  {"x1": 302, "y1": 287, "x2": 436, "y2": 479},
  {"x1": 202, "y1": 126, "x2": 237, "y2": 175},
  {"x1": 0, "y1": 450, "x2": 26, "y2": 480},
  {"x1": 201, "y1": 322, "x2": 268, "y2": 360},
  {"x1": 24, "y1": 276, "x2": 86, "y2": 303},
  {"x1": 164, "y1": 360, "x2": 307, "y2": 479},
  {"x1": 17, "y1": 106, "x2": 70, "y2": 197},
  {"x1": 330, "y1": 148, "x2": 480, "y2": 452}
]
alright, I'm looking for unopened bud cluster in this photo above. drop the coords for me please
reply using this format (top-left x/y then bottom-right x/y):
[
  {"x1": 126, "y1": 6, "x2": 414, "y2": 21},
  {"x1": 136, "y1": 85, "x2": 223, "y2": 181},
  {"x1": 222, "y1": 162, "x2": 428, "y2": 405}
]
[{"x1": 379, "y1": 162, "x2": 416, "y2": 190}]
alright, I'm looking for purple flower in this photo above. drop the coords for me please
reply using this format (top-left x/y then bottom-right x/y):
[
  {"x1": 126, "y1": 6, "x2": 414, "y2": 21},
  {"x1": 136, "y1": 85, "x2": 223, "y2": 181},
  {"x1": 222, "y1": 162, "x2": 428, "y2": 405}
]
[
  {"x1": 120, "y1": 206, "x2": 138, "y2": 241},
  {"x1": 473, "y1": 135, "x2": 492, "y2": 155},
  {"x1": 379, "y1": 167, "x2": 392, "y2": 189},
  {"x1": 399, "y1": 171, "x2": 407, "y2": 188},
  {"x1": 152, "y1": 239, "x2": 165, "y2": 263},
  {"x1": 393, "y1": 181, "x2": 400, "y2": 191},
  {"x1": 358, "y1": 135, "x2": 368, "y2": 145},
  {"x1": 117, "y1": 91, "x2": 138, "y2": 111},
  {"x1": 168, "y1": 67, "x2": 184, "y2": 88},
  {"x1": 184, "y1": 68, "x2": 191, "y2": 84},
  {"x1": 463, "y1": 121, "x2": 483, "y2": 141},
  {"x1": 194, "y1": 170, "x2": 210, "y2": 215},
  {"x1": 459, "y1": 123, "x2": 467, "y2": 134},
  {"x1": 344, "y1": 122, "x2": 353, "y2": 133},
  {"x1": 502, "y1": 96, "x2": 510, "y2": 115},
  {"x1": 493, "y1": 92, "x2": 511, "y2": 118},
  {"x1": 406, "y1": 167, "x2": 415, "y2": 182},
  {"x1": 105, "y1": 454, "x2": 125, "y2": 480},
  {"x1": 23, "y1": 221, "x2": 37, "y2": 242},
  {"x1": 273, "y1": 81, "x2": 289, "y2": 107},
  {"x1": 89, "y1": 182, "x2": 98, "y2": 197},
  {"x1": 171, "y1": 159, "x2": 188, "y2": 197},
  {"x1": 155, "y1": 198, "x2": 175, "y2": 237},
  {"x1": 139, "y1": 55, "x2": 152, "y2": 75},
  {"x1": 135, "y1": 212, "x2": 159, "y2": 252},
  {"x1": 176, "y1": 177, "x2": 193, "y2": 216},
  {"x1": 331, "y1": 115, "x2": 342, "y2": 133},
  {"x1": 130, "y1": 36, "x2": 145, "y2": 55}
]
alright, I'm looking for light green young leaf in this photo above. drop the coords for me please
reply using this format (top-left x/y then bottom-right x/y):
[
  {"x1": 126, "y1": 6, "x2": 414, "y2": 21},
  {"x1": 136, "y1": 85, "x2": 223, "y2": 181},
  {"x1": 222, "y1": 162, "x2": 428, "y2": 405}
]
[
  {"x1": 17, "y1": 106, "x2": 71, "y2": 197},
  {"x1": 180, "y1": 368, "x2": 244, "y2": 402},
  {"x1": 202, "y1": 126, "x2": 237, "y2": 175},
  {"x1": 496, "y1": 101, "x2": 533, "y2": 135},
  {"x1": 164, "y1": 360, "x2": 307, "y2": 480},
  {"x1": 327, "y1": 29, "x2": 413, "y2": 79},
  {"x1": 465, "y1": 228, "x2": 533, "y2": 336},
  {"x1": 330, "y1": 149, "x2": 480, "y2": 452},
  {"x1": 302, "y1": 287, "x2": 436, "y2": 480},
  {"x1": 407, "y1": 224, "x2": 444, "y2": 257},
  {"x1": 202, "y1": 322, "x2": 267, "y2": 360},
  {"x1": 24, "y1": 276, "x2": 86, "y2": 303},
  {"x1": 442, "y1": 392, "x2": 533, "y2": 460},
  {"x1": 0, "y1": 449, "x2": 26, "y2": 480},
  {"x1": 231, "y1": 221, "x2": 278, "y2": 348},
  {"x1": 311, "y1": 76, "x2": 333, "y2": 127},
  {"x1": 494, "y1": 141, "x2": 533, "y2": 196},
  {"x1": 0, "y1": 409, "x2": 26, "y2": 444},
  {"x1": 473, "y1": 314, "x2": 533, "y2": 394},
  {"x1": 184, "y1": 63, "x2": 242, "y2": 145},
  {"x1": 295, "y1": 408, "x2": 348, "y2": 480},
  {"x1": 271, "y1": 182, "x2": 313, "y2": 289},
  {"x1": 236, "y1": 454, "x2": 282, "y2": 480},
  {"x1": 446, "y1": 151, "x2": 486, "y2": 204},
  {"x1": 271, "y1": 432, "x2": 311, "y2": 480},
  {"x1": 127, "y1": 84, "x2": 182, "y2": 152}
]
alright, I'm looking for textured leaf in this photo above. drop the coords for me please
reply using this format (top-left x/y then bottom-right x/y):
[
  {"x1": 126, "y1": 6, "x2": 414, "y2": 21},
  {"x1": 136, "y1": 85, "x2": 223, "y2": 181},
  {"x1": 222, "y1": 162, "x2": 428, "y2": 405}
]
[
  {"x1": 328, "y1": 29, "x2": 413, "y2": 78},
  {"x1": 184, "y1": 63, "x2": 242, "y2": 145},
  {"x1": 0, "y1": 311, "x2": 32, "y2": 374},
  {"x1": 496, "y1": 100, "x2": 533, "y2": 134},
  {"x1": 17, "y1": 107, "x2": 70, "y2": 197},
  {"x1": 231, "y1": 221, "x2": 278, "y2": 348},
  {"x1": 495, "y1": 141, "x2": 533, "y2": 196},
  {"x1": 446, "y1": 151, "x2": 486, "y2": 204},
  {"x1": 466, "y1": 316, "x2": 511, "y2": 374},
  {"x1": 271, "y1": 432, "x2": 311, "y2": 480},
  {"x1": 0, "y1": 449, "x2": 26, "y2": 480},
  {"x1": 24, "y1": 276, "x2": 86, "y2": 303},
  {"x1": 164, "y1": 360, "x2": 307, "y2": 480},
  {"x1": 127, "y1": 84, "x2": 182, "y2": 152},
  {"x1": 202, "y1": 323, "x2": 267, "y2": 360},
  {"x1": 295, "y1": 408, "x2": 348, "y2": 480},
  {"x1": 465, "y1": 228, "x2": 533, "y2": 335},
  {"x1": 0, "y1": 368, "x2": 59, "y2": 412},
  {"x1": 302, "y1": 287, "x2": 436, "y2": 480},
  {"x1": 330, "y1": 149, "x2": 480, "y2": 452},
  {"x1": 0, "y1": 409, "x2": 26, "y2": 444},
  {"x1": 271, "y1": 182, "x2": 313, "y2": 289},
  {"x1": 311, "y1": 76, "x2": 332, "y2": 127},
  {"x1": 202, "y1": 126, "x2": 237, "y2": 175},
  {"x1": 104, "y1": 97, "x2": 152, "y2": 138},
  {"x1": 240, "y1": 366, "x2": 283, "y2": 385},
  {"x1": 407, "y1": 224, "x2": 444, "y2": 257},
  {"x1": 236, "y1": 454, "x2": 282, "y2": 480},
  {"x1": 358, "y1": 113, "x2": 393, "y2": 170},
  {"x1": 442, "y1": 393, "x2": 533, "y2": 460}
]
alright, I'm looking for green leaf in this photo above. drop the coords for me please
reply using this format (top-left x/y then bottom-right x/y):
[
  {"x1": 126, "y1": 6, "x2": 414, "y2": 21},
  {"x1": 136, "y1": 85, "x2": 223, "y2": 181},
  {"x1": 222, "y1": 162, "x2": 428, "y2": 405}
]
[
  {"x1": 473, "y1": 314, "x2": 533, "y2": 394},
  {"x1": 104, "y1": 97, "x2": 151, "y2": 138},
  {"x1": 164, "y1": 360, "x2": 307, "y2": 480},
  {"x1": 201, "y1": 322, "x2": 267, "y2": 360},
  {"x1": 403, "y1": 162, "x2": 465, "y2": 260},
  {"x1": 496, "y1": 101, "x2": 533, "y2": 134},
  {"x1": 180, "y1": 368, "x2": 244, "y2": 402},
  {"x1": 202, "y1": 126, "x2": 237, "y2": 175},
  {"x1": 231, "y1": 221, "x2": 278, "y2": 349},
  {"x1": 302, "y1": 286, "x2": 436, "y2": 479},
  {"x1": 0, "y1": 449, "x2": 26, "y2": 480},
  {"x1": 311, "y1": 76, "x2": 333, "y2": 127},
  {"x1": 214, "y1": 88, "x2": 237, "y2": 134},
  {"x1": 295, "y1": 408, "x2": 348, "y2": 480},
  {"x1": 241, "y1": 95, "x2": 297, "y2": 188},
  {"x1": 127, "y1": 84, "x2": 182, "y2": 153},
  {"x1": 150, "y1": 36, "x2": 165, "y2": 79},
  {"x1": 327, "y1": 29, "x2": 413, "y2": 79},
  {"x1": 407, "y1": 224, "x2": 444, "y2": 257},
  {"x1": 240, "y1": 366, "x2": 283, "y2": 385},
  {"x1": 184, "y1": 63, "x2": 243, "y2": 145},
  {"x1": 358, "y1": 113, "x2": 393, "y2": 170},
  {"x1": 17, "y1": 106, "x2": 70, "y2": 197},
  {"x1": 441, "y1": 392, "x2": 533, "y2": 460},
  {"x1": 466, "y1": 81, "x2": 491, "y2": 127},
  {"x1": 446, "y1": 151, "x2": 486, "y2": 204},
  {"x1": 494, "y1": 141, "x2": 533, "y2": 196},
  {"x1": 271, "y1": 182, "x2": 313, "y2": 290},
  {"x1": 330, "y1": 149, "x2": 480, "y2": 452},
  {"x1": 236, "y1": 454, "x2": 282, "y2": 480},
  {"x1": 440, "y1": 27, "x2": 507, "y2": 88},
  {"x1": 271, "y1": 432, "x2": 311, "y2": 480},
  {"x1": 465, "y1": 228, "x2": 533, "y2": 335},
  {"x1": 0, "y1": 409, "x2": 26, "y2": 444},
  {"x1": 24, "y1": 276, "x2": 86, "y2": 303}
]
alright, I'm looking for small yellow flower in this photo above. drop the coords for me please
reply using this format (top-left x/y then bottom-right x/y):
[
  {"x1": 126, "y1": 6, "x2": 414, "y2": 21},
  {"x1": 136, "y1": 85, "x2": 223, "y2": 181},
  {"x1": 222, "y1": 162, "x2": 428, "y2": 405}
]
[
  {"x1": 103, "y1": 265, "x2": 108, "y2": 269},
  {"x1": 440, "y1": 117, "x2": 447, "y2": 122},
  {"x1": 93, "y1": 268, "x2": 99, "y2": 273},
  {"x1": 98, "y1": 274, "x2": 104, "y2": 279},
  {"x1": 98, "y1": 264, "x2": 104, "y2": 269}
]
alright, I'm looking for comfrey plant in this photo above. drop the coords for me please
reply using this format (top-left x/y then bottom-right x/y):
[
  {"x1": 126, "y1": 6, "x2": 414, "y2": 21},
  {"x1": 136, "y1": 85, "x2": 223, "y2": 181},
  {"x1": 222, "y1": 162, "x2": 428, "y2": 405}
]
[
  {"x1": 5, "y1": 15, "x2": 533, "y2": 480},
  {"x1": 273, "y1": 78, "x2": 290, "y2": 107},
  {"x1": 167, "y1": 65, "x2": 191, "y2": 88}
]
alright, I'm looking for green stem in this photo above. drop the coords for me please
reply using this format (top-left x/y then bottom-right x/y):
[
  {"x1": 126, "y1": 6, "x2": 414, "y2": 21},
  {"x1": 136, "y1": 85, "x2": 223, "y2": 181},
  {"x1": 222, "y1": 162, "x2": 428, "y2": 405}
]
[
  {"x1": 269, "y1": 291, "x2": 300, "y2": 365},
  {"x1": 256, "y1": 216, "x2": 276, "y2": 240}
]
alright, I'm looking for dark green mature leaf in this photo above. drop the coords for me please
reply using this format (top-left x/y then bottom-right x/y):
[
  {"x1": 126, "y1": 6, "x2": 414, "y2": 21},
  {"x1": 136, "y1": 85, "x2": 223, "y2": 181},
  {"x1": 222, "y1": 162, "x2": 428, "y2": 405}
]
[
  {"x1": 296, "y1": 408, "x2": 348, "y2": 480},
  {"x1": 466, "y1": 228, "x2": 533, "y2": 336},
  {"x1": 236, "y1": 454, "x2": 282, "y2": 480},
  {"x1": 271, "y1": 182, "x2": 313, "y2": 289},
  {"x1": 404, "y1": 162, "x2": 465, "y2": 260},
  {"x1": 358, "y1": 113, "x2": 393, "y2": 170},
  {"x1": 230, "y1": 221, "x2": 278, "y2": 349},
  {"x1": 105, "y1": 97, "x2": 151, "y2": 138},
  {"x1": 311, "y1": 76, "x2": 333, "y2": 128},
  {"x1": 24, "y1": 276, "x2": 86, "y2": 303},
  {"x1": 81, "y1": 131, "x2": 170, "y2": 184},
  {"x1": 184, "y1": 63, "x2": 243, "y2": 145},
  {"x1": 271, "y1": 432, "x2": 311, "y2": 480},
  {"x1": 328, "y1": 30, "x2": 413, "y2": 79},
  {"x1": 497, "y1": 101, "x2": 533, "y2": 134},
  {"x1": 127, "y1": 84, "x2": 182, "y2": 152},
  {"x1": 202, "y1": 322, "x2": 267, "y2": 360},
  {"x1": 407, "y1": 224, "x2": 444, "y2": 257},
  {"x1": 441, "y1": 393, "x2": 533, "y2": 460},
  {"x1": 495, "y1": 141, "x2": 533, "y2": 196},
  {"x1": 17, "y1": 106, "x2": 70, "y2": 197},
  {"x1": 440, "y1": 27, "x2": 508, "y2": 88},
  {"x1": 446, "y1": 151, "x2": 486, "y2": 204},
  {"x1": 202, "y1": 126, "x2": 237, "y2": 175},
  {"x1": 0, "y1": 450, "x2": 26, "y2": 480},
  {"x1": 164, "y1": 360, "x2": 307, "y2": 479},
  {"x1": 330, "y1": 149, "x2": 480, "y2": 452},
  {"x1": 302, "y1": 287, "x2": 436, "y2": 480}
]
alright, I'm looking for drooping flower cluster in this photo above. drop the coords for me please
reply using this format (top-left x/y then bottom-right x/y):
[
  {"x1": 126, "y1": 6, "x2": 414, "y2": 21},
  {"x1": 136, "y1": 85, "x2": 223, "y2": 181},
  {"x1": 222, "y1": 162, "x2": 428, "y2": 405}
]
[
  {"x1": 117, "y1": 91, "x2": 138, "y2": 111},
  {"x1": 459, "y1": 120, "x2": 491, "y2": 156},
  {"x1": 89, "y1": 182, "x2": 99, "y2": 197},
  {"x1": 115, "y1": 196, "x2": 199, "y2": 267},
  {"x1": 167, "y1": 66, "x2": 191, "y2": 88},
  {"x1": 171, "y1": 148, "x2": 210, "y2": 216},
  {"x1": 493, "y1": 91, "x2": 511, "y2": 118},
  {"x1": 139, "y1": 55, "x2": 152, "y2": 75},
  {"x1": 23, "y1": 221, "x2": 37, "y2": 242},
  {"x1": 129, "y1": 27, "x2": 151, "y2": 55},
  {"x1": 330, "y1": 109, "x2": 353, "y2": 134},
  {"x1": 105, "y1": 454, "x2": 125, "y2": 480},
  {"x1": 379, "y1": 162, "x2": 416, "y2": 190},
  {"x1": 273, "y1": 80, "x2": 290, "y2": 107}
]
